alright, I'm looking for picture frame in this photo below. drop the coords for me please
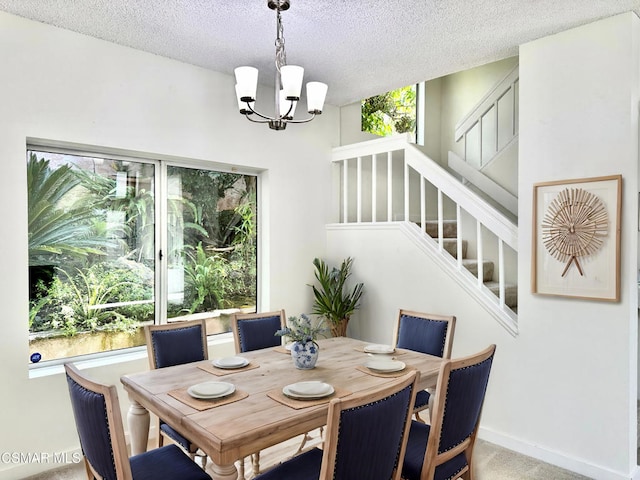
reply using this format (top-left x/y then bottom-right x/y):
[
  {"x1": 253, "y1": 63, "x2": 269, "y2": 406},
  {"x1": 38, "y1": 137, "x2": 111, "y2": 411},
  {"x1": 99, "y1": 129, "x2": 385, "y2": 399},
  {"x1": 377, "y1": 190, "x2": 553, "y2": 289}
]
[{"x1": 532, "y1": 175, "x2": 622, "y2": 301}]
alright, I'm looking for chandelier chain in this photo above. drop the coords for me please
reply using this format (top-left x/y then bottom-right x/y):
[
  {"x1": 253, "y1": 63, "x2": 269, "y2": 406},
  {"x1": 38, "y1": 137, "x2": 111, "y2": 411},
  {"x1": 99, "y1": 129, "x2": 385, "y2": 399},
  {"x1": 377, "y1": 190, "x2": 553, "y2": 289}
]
[{"x1": 275, "y1": 8, "x2": 287, "y2": 72}]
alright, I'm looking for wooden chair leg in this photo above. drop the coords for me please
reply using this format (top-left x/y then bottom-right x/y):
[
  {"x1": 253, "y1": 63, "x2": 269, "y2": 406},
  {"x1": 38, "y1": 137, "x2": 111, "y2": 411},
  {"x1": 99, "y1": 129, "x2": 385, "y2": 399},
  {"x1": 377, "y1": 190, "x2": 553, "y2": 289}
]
[
  {"x1": 295, "y1": 432, "x2": 314, "y2": 454},
  {"x1": 414, "y1": 393, "x2": 434, "y2": 424},
  {"x1": 195, "y1": 450, "x2": 207, "y2": 469},
  {"x1": 294, "y1": 426, "x2": 324, "y2": 455},
  {"x1": 83, "y1": 458, "x2": 95, "y2": 480},
  {"x1": 251, "y1": 451, "x2": 260, "y2": 477},
  {"x1": 238, "y1": 457, "x2": 246, "y2": 479},
  {"x1": 157, "y1": 419, "x2": 165, "y2": 448}
]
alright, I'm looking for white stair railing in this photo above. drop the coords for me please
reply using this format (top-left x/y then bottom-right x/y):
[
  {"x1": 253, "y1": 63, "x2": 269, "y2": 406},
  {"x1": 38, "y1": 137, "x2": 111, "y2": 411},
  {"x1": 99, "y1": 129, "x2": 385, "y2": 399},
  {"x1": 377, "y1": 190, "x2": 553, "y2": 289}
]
[{"x1": 332, "y1": 134, "x2": 518, "y2": 333}]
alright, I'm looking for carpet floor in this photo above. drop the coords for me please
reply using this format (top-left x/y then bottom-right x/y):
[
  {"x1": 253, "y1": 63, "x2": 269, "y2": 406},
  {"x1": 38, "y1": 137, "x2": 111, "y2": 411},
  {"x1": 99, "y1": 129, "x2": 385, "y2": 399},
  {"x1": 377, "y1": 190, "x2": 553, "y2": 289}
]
[{"x1": 22, "y1": 435, "x2": 591, "y2": 480}]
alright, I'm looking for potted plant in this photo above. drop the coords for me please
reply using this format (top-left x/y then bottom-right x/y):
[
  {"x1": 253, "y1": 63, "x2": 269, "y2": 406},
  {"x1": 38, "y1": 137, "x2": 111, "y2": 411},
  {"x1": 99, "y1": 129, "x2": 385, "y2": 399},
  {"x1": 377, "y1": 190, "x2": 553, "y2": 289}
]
[
  {"x1": 276, "y1": 314, "x2": 326, "y2": 369},
  {"x1": 310, "y1": 257, "x2": 364, "y2": 337}
]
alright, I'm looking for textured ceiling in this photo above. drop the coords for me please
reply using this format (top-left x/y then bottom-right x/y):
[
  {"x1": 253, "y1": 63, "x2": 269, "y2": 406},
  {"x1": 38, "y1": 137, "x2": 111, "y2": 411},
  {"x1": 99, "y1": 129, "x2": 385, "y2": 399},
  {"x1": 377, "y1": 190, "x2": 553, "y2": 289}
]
[{"x1": 0, "y1": 0, "x2": 639, "y2": 106}]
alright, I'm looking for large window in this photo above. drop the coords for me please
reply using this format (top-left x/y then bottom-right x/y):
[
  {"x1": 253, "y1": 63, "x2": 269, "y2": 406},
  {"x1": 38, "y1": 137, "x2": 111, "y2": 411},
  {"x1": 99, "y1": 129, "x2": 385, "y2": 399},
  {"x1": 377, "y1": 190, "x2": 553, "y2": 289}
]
[{"x1": 27, "y1": 148, "x2": 257, "y2": 364}]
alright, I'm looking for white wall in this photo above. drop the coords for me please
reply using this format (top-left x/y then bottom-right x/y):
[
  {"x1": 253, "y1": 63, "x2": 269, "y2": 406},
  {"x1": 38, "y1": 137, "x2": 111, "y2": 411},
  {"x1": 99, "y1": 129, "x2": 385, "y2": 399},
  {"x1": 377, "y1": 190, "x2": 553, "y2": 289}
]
[
  {"x1": 339, "y1": 102, "x2": 379, "y2": 145},
  {"x1": 0, "y1": 12, "x2": 339, "y2": 479},
  {"x1": 439, "y1": 56, "x2": 519, "y2": 166},
  {"x1": 517, "y1": 12, "x2": 639, "y2": 478},
  {"x1": 330, "y1": 12, "x2": 640, "y2": 480}
]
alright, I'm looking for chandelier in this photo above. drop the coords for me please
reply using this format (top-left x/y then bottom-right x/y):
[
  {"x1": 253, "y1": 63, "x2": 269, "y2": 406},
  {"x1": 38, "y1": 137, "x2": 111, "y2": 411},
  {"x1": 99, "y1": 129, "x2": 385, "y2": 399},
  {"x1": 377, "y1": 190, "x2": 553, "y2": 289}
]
[{"x1": 234, "y1": 0, "x2": 328, "y2": 131}]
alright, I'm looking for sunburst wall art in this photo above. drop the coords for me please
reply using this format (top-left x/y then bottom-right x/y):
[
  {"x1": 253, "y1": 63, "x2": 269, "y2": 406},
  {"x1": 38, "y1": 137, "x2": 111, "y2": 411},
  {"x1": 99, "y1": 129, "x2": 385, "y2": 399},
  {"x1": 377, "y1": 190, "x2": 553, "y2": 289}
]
[{"x1": 532, "y1": 175, "x2": 621, "y2": 301}]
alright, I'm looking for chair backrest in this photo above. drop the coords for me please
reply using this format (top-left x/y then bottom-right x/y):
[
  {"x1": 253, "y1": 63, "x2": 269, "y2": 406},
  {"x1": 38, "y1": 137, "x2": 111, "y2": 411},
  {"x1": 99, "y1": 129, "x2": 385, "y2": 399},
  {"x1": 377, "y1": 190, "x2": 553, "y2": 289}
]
[
  {"x1": 145, "y1": 319, "x2": 208, "y2": 369},
  {"x1": 64, "y1": 363, "x2": 133, "y2": 480},
  {"x1": 230, "y1": 310, "x2": 285, "y2": 353},
  {"x1": 394, "y1": 310, "x2": 456, "y2": 359},
  {"x1": 320, "y1": 370, "x2": 419, "y2": 480},
  {"x1": 421, "y1": 344, "x2": 496, "y2": 480}
]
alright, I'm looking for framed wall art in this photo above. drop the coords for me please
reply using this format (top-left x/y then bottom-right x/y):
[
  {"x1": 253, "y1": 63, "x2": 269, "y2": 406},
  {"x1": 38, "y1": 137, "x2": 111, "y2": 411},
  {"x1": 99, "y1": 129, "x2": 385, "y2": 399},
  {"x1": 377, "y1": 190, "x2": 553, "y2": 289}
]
[{"x1": 532, "y1": 174, "x2": 622, "y2": 301}]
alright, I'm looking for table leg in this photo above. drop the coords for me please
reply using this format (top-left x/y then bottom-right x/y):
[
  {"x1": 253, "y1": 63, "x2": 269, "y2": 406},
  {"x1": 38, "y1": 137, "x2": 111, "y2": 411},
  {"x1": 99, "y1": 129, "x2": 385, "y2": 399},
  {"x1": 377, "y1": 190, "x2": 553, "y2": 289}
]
[
  {"x1": 206, "y1": 461, "x2": 239, "y2": 480},
  {"x1": 127, "y1": 396, "x2": 150, "y2": 456}
]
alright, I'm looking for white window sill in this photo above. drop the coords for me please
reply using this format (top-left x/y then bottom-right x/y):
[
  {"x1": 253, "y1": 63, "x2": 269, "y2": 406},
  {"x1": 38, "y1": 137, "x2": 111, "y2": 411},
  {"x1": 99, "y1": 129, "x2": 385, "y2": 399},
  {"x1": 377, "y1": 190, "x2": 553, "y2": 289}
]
[{"x1": 28, "y1": 332, "x2": 235, "y2": 379}]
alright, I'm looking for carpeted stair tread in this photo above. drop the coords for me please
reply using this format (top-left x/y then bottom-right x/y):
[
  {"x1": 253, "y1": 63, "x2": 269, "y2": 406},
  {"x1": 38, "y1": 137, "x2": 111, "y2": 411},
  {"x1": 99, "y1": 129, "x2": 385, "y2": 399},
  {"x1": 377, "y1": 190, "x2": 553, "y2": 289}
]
[
  {"x1": 419, "y1": 219, "x2": 518, "y2": 310},
  {"x1": 485, "y1": 281, "x2": 518, "y2": 308},
  {"x1": 424, "y1": 220, "x2": 458, "y2": 238},
  {"x1": 462, "y1": 259, "x2": 494, "y2": 282},
  {"x1": 442, "y1": 238, "x2": 468, "y2": 258}
]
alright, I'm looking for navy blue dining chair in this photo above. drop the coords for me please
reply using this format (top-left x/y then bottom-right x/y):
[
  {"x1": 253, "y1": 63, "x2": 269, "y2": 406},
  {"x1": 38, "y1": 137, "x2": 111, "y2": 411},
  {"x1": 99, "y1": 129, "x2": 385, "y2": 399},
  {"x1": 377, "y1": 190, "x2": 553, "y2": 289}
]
[
  {"x1": 231, "y1": 309, "x2": 285, "y2": 353},
  {"x1": 401, "y1": 344, "x2": 496, "y2": 480},
  {"x1": 64, "y1": 362, "x2": 211, "y2": 480},
  {"x1": 230, "y1": 310, "x2": 286, "y2": 477},
  {"x1": 394, "y1": 310, "x2": 456, "y2": 422},
  {"x1": 254, "y1": 370, "x2": 419, "y2": 480},
  {"x1": 145, "y1": 319, "x2": 208, "y2": 467}
]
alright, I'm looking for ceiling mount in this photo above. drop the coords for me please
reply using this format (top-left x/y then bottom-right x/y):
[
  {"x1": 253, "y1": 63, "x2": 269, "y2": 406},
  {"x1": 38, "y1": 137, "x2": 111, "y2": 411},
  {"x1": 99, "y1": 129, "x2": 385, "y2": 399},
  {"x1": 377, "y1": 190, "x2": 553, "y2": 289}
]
[{"x1": 267, "y1": 0, "x2": 290, "y2": 12}]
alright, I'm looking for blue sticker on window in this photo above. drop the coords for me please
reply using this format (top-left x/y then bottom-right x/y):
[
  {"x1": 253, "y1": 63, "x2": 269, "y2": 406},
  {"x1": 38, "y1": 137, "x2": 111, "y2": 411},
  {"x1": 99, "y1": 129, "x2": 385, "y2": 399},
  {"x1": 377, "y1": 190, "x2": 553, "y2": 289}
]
[{"x1": 30, "y1": 352, "x2": 42, "y2": 363}]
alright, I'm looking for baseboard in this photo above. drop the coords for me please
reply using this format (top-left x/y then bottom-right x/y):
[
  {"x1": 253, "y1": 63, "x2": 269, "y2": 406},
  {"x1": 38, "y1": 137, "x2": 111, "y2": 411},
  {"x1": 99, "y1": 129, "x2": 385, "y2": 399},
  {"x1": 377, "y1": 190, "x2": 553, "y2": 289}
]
[{"x1": 479, "y1": 426, "x2": 635, "y2": 480}]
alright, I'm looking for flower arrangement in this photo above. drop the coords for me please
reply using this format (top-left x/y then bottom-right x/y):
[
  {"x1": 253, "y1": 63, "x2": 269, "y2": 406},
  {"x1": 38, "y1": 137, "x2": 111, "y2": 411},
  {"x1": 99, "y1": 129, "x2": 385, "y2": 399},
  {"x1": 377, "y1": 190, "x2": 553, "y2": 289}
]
[{"x1": 275, "y1": 313, "x2": 327, "y2": 344}]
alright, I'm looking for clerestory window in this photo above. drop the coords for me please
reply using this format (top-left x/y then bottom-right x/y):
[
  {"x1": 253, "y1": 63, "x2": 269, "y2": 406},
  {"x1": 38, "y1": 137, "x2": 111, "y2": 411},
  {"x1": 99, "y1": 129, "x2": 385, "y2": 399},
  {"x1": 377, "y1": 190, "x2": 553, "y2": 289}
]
[
  {"x1": 27, "y1": 146, "x2": 257, "y2": 365},
  {"x1": 361, "y1": 84, "x2": 417, "y2": 137}
]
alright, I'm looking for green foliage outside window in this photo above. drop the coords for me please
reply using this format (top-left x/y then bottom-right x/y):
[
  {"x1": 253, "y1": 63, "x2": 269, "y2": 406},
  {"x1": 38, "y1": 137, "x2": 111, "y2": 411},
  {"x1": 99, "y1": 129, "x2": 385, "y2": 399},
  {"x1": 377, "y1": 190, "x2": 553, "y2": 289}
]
[
  {"x1": 30, "y1": 262, "x2": 153, "y2": 335},
  {"x1": 27, "y1": 154, "x2": 110, "y2": 267},
  {"x1": 28, "y1": 150, "x2": 257, "y2": 356},
  {"x1": 361, "y1": 85, "x2": 416, "y2": 137}
]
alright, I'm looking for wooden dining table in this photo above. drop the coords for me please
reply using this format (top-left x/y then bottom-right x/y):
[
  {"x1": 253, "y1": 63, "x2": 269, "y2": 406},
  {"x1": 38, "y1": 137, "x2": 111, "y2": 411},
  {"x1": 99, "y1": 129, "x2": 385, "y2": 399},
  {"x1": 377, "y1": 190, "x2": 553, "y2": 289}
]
[{"x1": 120, "y1": 336, "x2": 443, "y2": 480}]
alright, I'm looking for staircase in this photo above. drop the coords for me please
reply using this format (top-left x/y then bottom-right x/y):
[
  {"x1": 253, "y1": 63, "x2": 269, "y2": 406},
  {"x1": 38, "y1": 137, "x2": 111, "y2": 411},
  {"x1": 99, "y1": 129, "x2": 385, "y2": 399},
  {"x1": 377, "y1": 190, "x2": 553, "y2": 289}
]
[
  {"x1": 330, "y1": 66, "x2": 522, "y2": 333},
  {"x1": 423, "y1": 220, "x2": 517, "y2": 311},
  {"x1": 331, "y1": 133, "x2": 518, "y2": 335}
]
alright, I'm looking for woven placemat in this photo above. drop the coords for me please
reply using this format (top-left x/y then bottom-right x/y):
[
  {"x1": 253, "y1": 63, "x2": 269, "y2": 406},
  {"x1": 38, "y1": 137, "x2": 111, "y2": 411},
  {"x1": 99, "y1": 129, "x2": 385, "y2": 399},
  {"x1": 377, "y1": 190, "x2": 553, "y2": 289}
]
[
  {"x1": 168, "y1": 388, "x2": 249, "y2": 411},
  {"x1": 356, "y1": 365, "x2": 416, "y2": 379},
  {"x1": 273, "y1": 346, "x2": 291, "y2": 355},
  {"x1": 267, "y1": 386, "x2": 352, "y2": 410},
  {"x1": 197, "y1": 362, "x2": 260, "y2": 376}
]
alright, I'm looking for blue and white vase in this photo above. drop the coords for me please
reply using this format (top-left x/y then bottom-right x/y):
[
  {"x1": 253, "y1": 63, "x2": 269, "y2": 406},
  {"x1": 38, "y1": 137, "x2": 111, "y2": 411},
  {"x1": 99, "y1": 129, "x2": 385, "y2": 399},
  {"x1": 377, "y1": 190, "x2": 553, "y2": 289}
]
[{"x1": 291, "y1": 341, "x2": 319, "y2": 369}]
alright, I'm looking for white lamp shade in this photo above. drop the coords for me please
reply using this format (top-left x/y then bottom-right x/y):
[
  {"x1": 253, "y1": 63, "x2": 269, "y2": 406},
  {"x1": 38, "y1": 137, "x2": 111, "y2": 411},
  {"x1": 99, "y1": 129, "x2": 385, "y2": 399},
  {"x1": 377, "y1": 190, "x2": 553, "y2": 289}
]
[
  {"x1": 306, "y1": 82, "x2": 328, "y2": 113},
  {"x1": 280, "y1": 65, "x2": 304, "y2": 99},
  {"x1": 234, "y1": 66, "x2": 258, "y2": 101},
  {"x1": 279, "y1": 90, "x2": 297, "y2": 118}
]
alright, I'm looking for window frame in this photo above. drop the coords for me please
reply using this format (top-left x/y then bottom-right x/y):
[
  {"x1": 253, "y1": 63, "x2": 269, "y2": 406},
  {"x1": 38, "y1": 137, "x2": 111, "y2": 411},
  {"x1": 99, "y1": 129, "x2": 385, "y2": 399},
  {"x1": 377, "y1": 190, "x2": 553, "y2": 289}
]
[{"x1": 27, "y1": 140, "x2": 260, "y2": 372}]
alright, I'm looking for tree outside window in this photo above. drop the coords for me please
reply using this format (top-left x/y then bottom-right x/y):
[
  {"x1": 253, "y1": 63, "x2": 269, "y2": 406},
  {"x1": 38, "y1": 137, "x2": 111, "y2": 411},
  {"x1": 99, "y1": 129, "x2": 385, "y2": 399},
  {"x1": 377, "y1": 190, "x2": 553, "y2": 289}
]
[{"x1": 361, "y1": 85, "x2": 416, "y2": 137}]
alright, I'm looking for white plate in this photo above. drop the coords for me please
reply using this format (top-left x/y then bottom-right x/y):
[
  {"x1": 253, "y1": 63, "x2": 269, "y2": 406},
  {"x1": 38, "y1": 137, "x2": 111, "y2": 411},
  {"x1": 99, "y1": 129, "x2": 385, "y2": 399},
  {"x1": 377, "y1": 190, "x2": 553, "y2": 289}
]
[
  {"x1": 213, "y1": 356, "x2": 249, "y2": 369},
  {"x1": 364, "y1": 359, "x2": 406, "y2": 373},
  {"x1": 287, "y1": 381, "x2": 332, "y2": 396},
  {"x1": 188, "y1": 381, "x2": 235, "y2": 399},
  {"x1": 363, "y1": 344, "x2": 395, "y2": 354},
  {"x1": 285, "y1": 342, "x2": 293, "y2": 351},
  {"x1": 283, "y1": 383, "x2": 334, "y2": 399}
]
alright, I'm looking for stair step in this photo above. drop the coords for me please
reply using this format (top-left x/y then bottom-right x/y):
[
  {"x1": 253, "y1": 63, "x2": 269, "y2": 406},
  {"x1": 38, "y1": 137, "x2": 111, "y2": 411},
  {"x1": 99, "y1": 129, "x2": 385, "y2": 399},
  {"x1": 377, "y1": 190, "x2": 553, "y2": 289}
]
[
  {"x1": 420, "y1": 220, "x2": 518, "y2": 312},
  {"x1": 485, "y1": 281, "x2": 518, "y2": 308},
  {"x1": 462, "y1": 259, "x2": 494, "y2": 282},
  {"x1": 424, "y1": 220, "x2": 457, "y2": 239},
  {"x1": 442, "y1": 239, "x2": 468, "y2": 259}
]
